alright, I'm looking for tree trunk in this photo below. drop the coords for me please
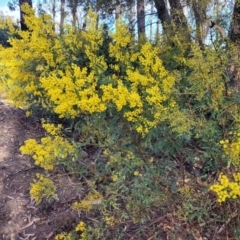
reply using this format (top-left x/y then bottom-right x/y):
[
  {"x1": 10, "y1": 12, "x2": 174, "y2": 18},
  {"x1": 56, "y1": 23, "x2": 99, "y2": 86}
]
[
  {"x1": 153, "y1": 0, "x2": 171, "y2": 26},
  {"x1": 68, "y1": 0, "x2": 78, "y2": 29},
  {"x1": 115, "y1": 0, "x2": 121, "y2": 20},
  {"x1": 229, "y1": 0, "x2": 240, "y2": 91},
  {"x1": 149, "y1": 0, "x2": 154, "y2": 39},
  {"x1": 60, "y1": 0, "x2": 65, "y2": 34},
  {"x1": 168, "y1": 0, "x2": 188, "y2": 28},
  {"x1": 137, "y1": 0, "x2": 145, "y2": 39},
  {"x1": 191, "y1": 0, "x2": 207, "y2": 49},
  {"x1": 19, "y1": 0, "x2": 33, "y2": 31},
  {"x1": 127, "y1": 0, "x2": 135, "y2": 33},
  {"x1": 52, "y1": 0, "x2": 56, "y2": 31},
  {"x1": 230, "y1": 0, "x2": 240, "y2": 44}
]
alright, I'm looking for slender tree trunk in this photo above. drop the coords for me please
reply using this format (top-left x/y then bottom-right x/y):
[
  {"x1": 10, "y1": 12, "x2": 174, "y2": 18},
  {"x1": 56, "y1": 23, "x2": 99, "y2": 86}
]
[
  {"x1": 137, "y1": 0, "x2": 145, "y2": 39},
  {"x1": 19, "y1": 0, "x2": 33, "y2": 31},
  {"x1": 68, "y1": 0, "x2": 78, "y2": 29},
  {"x1": 150, "y1": 0, "x2": 154, "y2": 39},
  {"x1": 71, "y1": 7, "x2": 77, "y2": 29},
  {"x1": 153, "y1": 0, "x2": 171, "y2": 26},
  {"x1": 60, "y1": 0, "x2": 65, "y2": 34},
  {"x1": 52, "y1": 0, "x2": 56, "y2": 31},
  {"x1": 191, "y1": 0, "x2": 207, "y2": 49},
  {"x1": 128, "y1": 0, "x2": 135, "y2": 33},
  {"x1": 115, "y1": 0, "x2": 121, "y2": 20}
]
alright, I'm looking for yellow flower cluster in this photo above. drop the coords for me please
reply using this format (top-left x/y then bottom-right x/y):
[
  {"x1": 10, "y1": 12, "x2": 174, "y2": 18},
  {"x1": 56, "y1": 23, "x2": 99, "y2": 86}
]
[
  {"x1": 82, "y1": 9, "x2": 107, "y2": 73},
  {"x1": 112, "y1": 174, "x2": 119, "y2": 182},
  {"x1": 220, "y1": 132, "x2": 240, "y2": 166},
  {"x1": 186, "y1": 44, "x2": 226, "y2": 109},
  {"x1": 30, "y1": 174, "x2": 57, "y2": 205},
  {"x1": 104, "y1": 216, "x2": 115, "y2": 226},
  {"x1": 0, "y1": 4, "x2": 56, "y2": 108},
  {"x1": 72, "y1": 191, "x2": 103, "y2": 212},
  {"x1": 0, "y1": 5, "x2": 178, "y2": 135},
  {"x1": 124, "y1": 43, "x2": 176, "y2": 134},
  {"x1": 20, "y1": 133, "x2": 74, "y2": 171},
  {"x1": 55, "y1": 221, "x2": 87, "y2": 240},
  {"x1": 109, "y1": 19, "x2": 131, "y2": 63},
  {"x1": 75, "y1": 221, "x2": 86, "y2": 232},
  {"x1": 133, "y1": 171, "x2": 142, "y2": 177},
  {"x1": 42, "y1": 122, "x2": 62, "y2": 136},
  {"x1": 210, "y1": 173, "x2": 240, "y2": 203},
  {"x1": 55, "y1": 233, "x2": 72, "y2": 240},
  {"x1": 233, "y1": 172, "x2": 240, "y2": 183},
  {"x1": 40, "y1": 65, "x2": 106, "y2": 118}
]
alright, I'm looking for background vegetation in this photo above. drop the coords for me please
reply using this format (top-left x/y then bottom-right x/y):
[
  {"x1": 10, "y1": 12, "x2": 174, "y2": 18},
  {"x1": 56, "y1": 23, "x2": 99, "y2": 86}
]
[{"x1": 1, "y1": 0, "x2": 240, "y2": 239}]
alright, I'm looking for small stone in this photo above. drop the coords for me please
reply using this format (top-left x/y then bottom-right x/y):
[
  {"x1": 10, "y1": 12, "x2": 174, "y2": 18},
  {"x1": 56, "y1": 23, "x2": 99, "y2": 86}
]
[{"x1": 81, "y1": 150, "x2": 89, "y2": 158}]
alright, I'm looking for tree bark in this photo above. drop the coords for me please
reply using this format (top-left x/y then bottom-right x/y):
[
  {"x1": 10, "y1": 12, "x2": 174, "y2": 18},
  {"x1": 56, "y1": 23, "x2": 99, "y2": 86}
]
[
  {"x1": 137, "y1": 0, "x2": 145, "y2": 39},
  {"x1": 19, "y1": 0, "x2": 33, "y2": 31},
  {"x1": 114, "y1": 0, "x2": 121, "y2": 20},
  {"x1": 52, "y1": 0, "x2": 56, "y2": 31},
  {"x1": 60, "y1": 0, "x2": 65, "y2": 34},
  {"x1": 168, "y1": 0, "x2": 187, "y2": 28},
  {"x1": 191, "y1": 0, "x2": 207, "y2": 49},
  {"x1": 229, "y1": 0, "x2": 240, "y2": 91},
  {"x1": 153, "y1": 0, "x2": 171, "y2": 26},
  {"x1": 68, "y1": 0, "x2": 78, "y2": 29},
  {"x1": 127, "y1": 0, "x2": 135, "y2": 33},
  {"x1": 230, "y1": 0, "x2": 240, "y2": 44}
]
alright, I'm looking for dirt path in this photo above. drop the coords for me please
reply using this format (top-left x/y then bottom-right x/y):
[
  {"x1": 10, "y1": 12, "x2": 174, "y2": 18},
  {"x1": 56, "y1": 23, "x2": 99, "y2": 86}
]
[
  {"x1": 0, "y1": 97, "x2": 45, "y2": 240},
  {"x1": 0, "y1": 98, "x2": 80, "y2": 240}
]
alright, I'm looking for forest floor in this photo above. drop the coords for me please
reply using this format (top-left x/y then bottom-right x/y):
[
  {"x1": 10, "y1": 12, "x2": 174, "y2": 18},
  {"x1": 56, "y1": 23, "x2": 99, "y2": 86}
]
[
  {"x1": 0, "y1": 97, "x2": 81, "y2": 240},
  {"x1": 0, "y1": 96, "x2": 232, "y2": 240}
]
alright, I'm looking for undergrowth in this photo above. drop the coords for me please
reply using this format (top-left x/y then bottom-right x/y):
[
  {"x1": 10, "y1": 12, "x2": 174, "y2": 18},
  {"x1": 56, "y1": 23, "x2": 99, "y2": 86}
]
[{"x1": 1, "y1": 3, "x2": 240, "y2": 239}]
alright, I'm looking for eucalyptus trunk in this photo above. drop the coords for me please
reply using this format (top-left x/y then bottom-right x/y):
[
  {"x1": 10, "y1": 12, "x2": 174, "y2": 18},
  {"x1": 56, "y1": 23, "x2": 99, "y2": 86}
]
[
  {"x1": 137, "y1": 0, "x2": 145, "y2": 39},
  {"x1": 230, "y1": 0, "x2": 240, "y2": 44},
  {"x1": 51, "y1": 0, "x2": 56, "y2": 31},
  {"x1": 191, "y1": 0, "x2": 207, "y2": 49},
  {"x1": 68, "y1": 0, "x2": 78, "y2": 29},
  {"x1": 60, "y1": 0, "x2": 65, "y2": 34},
  {"x1": 153, "y1": 0, "x2": 171, "y2": 26},
  {"x1": 127, "y1": 0, "x2": 135, "y2": 33}
]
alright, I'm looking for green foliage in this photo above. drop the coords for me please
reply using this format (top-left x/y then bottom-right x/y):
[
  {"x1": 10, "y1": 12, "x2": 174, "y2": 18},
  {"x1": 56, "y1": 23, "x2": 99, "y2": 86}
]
[{"x1": 1, "y1": 4, "x2": 240, "y2": 239}]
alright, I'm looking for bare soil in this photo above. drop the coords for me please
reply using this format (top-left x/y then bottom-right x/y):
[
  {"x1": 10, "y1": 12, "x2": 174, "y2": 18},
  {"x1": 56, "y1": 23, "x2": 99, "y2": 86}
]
[{"x1": 0, "y1": 98, "x2": 81, "y2": 240}]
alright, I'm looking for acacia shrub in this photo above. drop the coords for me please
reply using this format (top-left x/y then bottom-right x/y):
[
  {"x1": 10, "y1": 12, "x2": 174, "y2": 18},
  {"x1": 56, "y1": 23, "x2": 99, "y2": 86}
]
[{"x1": 1, "y1": 3, "x2": 240, "y2": 239}]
